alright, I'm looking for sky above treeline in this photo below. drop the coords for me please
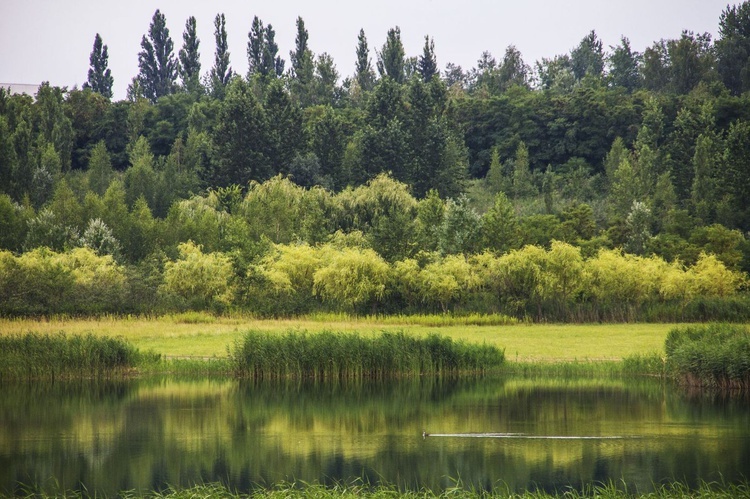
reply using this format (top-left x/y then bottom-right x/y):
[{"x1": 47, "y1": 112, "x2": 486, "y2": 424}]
[{"x1": 0, "y1": 0, "x2": 734, "y2": 100}]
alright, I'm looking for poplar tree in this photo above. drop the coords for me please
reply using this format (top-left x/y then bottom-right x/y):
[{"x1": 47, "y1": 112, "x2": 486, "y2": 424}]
[
  {"x1": 84, "y1": 33, "x2": 114, "y2": 99},
  {"x1": 178, "y1": 16, "x2": 201, "y2": 93},
  {"x1": 355, "y1": 29, "x2": 375, "y2": 91},
  {"x1": 210, "y1": 13, "x2": 233, "y2": 95},
  {"x1": 418, "y1": 36, "x2": 438, "y2": 82},
  {"x1": 290, "y1": 17, "x2": 314, "y2": 105},
  {"x1": 248, "y1": 16, "x2": 284, "y2": 79},
  {"x1": 137, "y1": 9, "x2": 179, "y2": 102}
]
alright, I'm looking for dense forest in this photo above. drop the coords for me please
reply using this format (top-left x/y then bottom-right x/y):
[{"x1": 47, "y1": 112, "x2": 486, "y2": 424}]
[{"x1": 1, "y1": 4, "x2": 749, "y2": 319}]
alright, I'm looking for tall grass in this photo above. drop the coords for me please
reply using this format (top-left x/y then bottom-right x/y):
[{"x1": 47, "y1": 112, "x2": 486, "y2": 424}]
[
  {"x1": 663, "y1": 323, "x2": 750, "y2": 390},
  {"x1": 229, "y1": 330, "x2": 505, "y2": 380},
  {"x1": 0, "y1": 332, "x2": 156, "y2": 380},
  {"x1": 306, "y1": 312, "x2": 518, "y2": 327},
  {"x1": 9, "y1": 479, "x2": 749, "y2": 498}
]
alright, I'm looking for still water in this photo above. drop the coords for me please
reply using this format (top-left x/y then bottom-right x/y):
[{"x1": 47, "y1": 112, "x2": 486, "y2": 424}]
[{"x1": 0, "y1": 376, "x2": 748, "y2": 495}]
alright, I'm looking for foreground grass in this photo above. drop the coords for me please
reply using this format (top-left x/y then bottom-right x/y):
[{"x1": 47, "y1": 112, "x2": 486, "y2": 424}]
[
  {"x1": 7, "y1": 480, "x2": 749, "y2": 498},
  {"x1": 0, "y1": 315, "x2": 675, "y2": 362}
]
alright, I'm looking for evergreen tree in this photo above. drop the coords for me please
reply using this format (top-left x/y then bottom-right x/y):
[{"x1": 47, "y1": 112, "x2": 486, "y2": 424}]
[
  {"x1": 137, "y1": 9, "x2": 179, "y2": 103},
  {"x1": 290, "y1": 17, "x2": 315, "y2": 106},
  {"x1": 178, "y1": 16, "x2": 202, "y2": 94},
  {"x1": 314, "y1": 53, "x2": 339, "y2": 106},
  {"x1": 377, "y1": 27, "x2": 405, "y2": 83},
  {"x1": 571, "y1": 30, "x2": 605, "y2": 80},
  {"x1": 210, "y1": 13, "x2": 233, "y2": 96},
  {"x1": 608, "y1": 36, "x2": 641, "y2": 92},
  {"x1": 355, "y1": 29, "x2": 376, "y2": 91},
  {"x1": 83, "y1": 33, "x2": 113, "y2": 99},
  {"x1": 481, "y1": 192, "x2": 520, "y2": 253},
  {"x1": 497, "y1": 45, "x2": 530, "y2": 90},
  {"x1": 418, "y1": 36, "x2": 438, "y2": 82},
  {"x1": 87, "y1": 141, "x2": 113, "y2": 196}
]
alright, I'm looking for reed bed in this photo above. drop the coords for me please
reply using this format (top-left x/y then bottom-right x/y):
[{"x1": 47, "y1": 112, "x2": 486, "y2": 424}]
[
  {"x1": 8, "y1": 480, "x2": 749, "y2": 499},
  {"x1": 229, "y1": 329, "x2": 505, "y2": 379},
  {"x1": 663, "y1": 323, "x2": 750, "y2": 389},
  {"x1": 306, "y1": 312, "x2": 518, "y2": 327},
  {"x1": 0, "y1": 332, "x2": 155, "y2": 380}
]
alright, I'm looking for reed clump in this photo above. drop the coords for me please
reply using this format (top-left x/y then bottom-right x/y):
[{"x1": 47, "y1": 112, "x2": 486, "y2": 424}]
[
  {"x1": 664, "y1": 323, "x2": 750, "y2": 390},
  {"x1": 229, "y1": 329, "x2": 504, "y2": 380},
  {"x1": 0, "y1": 332, "x2": 154, "y2": 380}
]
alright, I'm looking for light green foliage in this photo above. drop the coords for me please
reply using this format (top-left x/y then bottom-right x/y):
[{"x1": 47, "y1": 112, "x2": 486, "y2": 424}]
[
  {"x1": 338, "y1": 173, "x2": 418, "y2": 261},
  {"x1": 689, "y1": 252, "x2": 744, "y2": 297},
  {"x1": 239, "y1": 175, "x2": 305, "y2": 244},
  {"x1": 161, "y1": 241, "x2": 235, "y2": 308},
  {"x1": 313, "y1": 246, "x2": 390, "y2": 310},
  {"x1": 257, "y1": 243, "x2": 323, "y2": 310},
  {"x1": 625, "y1": 200, "x2": 652, "y2": 255},
  {"x1": 541, "y1": 241, "x2": 585, "y2": 306},
  {"x1": 0, "y1": 246, "x2": 126, "y2": 314},
  {"x1": 417, "y1": 254, "x2": 478, "y2": 312},
  {"x1": 165, "y1": 195, "x2": 228, "y2": 253}
]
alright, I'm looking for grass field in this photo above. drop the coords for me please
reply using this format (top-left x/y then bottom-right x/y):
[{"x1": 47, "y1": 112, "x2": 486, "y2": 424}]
[{"x1": 0, "y1": 315, "x2": 676, "y2": 362}]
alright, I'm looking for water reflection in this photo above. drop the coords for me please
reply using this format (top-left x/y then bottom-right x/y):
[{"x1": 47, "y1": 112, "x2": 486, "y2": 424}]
[{"x1": 0, "y1": 376, "x2": 747, "y2": 495}]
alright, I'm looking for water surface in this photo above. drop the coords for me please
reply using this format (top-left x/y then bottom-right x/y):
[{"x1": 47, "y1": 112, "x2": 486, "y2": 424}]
[{"x1": 0, "y1": 376, "x2": 748, "y2": 495}]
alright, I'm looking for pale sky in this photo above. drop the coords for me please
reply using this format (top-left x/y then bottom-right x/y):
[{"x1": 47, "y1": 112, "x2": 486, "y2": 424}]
[{"x1": 0, "y1": 0, "x2": 734, "y2": 100}]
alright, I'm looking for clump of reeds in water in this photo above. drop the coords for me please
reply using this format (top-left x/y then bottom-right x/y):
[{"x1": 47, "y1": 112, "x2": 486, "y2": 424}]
[
  {"x1": 0, "y1": 332, "x2": 152, "y2": 380},
  {"x1": 664, "y1": 323, "x2": 750, "y2": 390},
  {"x1": 229, "y1": 330, "x2": 504, "y2": 380}
]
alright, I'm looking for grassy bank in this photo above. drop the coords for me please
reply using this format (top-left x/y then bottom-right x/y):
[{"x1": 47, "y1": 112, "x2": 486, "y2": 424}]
[
  {"x1": 0, "y1": 315, "x2": 674, "y2": 362},
  {"x1": 7, "y1": 480, "x2": 749, "y2": 499}
]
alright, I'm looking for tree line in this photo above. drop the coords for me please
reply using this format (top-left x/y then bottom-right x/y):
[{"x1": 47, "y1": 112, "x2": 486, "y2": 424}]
[{"x1": 1, "y1": 3, "x2": 750, "y2": 318}]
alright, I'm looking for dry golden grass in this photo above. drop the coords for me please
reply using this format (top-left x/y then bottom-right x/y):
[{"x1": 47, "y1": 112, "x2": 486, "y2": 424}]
[{"x1": 0, "y1": 315, "x2": 677, "y2": 362}]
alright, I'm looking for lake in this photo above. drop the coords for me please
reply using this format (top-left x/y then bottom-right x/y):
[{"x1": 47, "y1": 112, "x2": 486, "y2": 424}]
[{"x1": 0, "y1": 376, "x2": 748, "y2": 495}]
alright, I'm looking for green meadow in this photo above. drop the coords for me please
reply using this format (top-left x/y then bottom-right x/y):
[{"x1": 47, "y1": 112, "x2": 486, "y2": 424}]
[{"x1": 0, "y1": 315, "x2": 674, "y2": 362}]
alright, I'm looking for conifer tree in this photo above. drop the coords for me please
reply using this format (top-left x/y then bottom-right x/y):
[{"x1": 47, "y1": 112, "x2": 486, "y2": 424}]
[
  {"x1": 137, "y1": 9, "x2": 179, "y2": 102},
  {"x1": 247, "y1": 16, "x2": 265, "y2": 77},
  {"x1": 84, "y1": 33, "x2": 113, "y2": 99},
  {"x1": 210, "y1": 13, "x2": 233, "y2": 95},
  {"x1": 418, "y1": 36, "x2": 438, "y2": 82},
  {"x1": 178, "y1": 16, "x2": 201, "y2": 93},
  {"x1": 377, "y1": 27, "x2": 405, "y2": 83}
]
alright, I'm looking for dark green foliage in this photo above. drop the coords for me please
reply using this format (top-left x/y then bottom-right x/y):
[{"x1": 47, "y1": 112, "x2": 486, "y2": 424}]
[
  {"x1": 247, "y1": 16, "x2": 284, "y2": 80},
  {"x1": 571, "y1": 30, "x2": 604, "y2": 80},
  {"x1": 664, "y1": 324, "x2": 750, "y2": 389},
  {"x1": 210, "y1": 13, "x2": 233, "y2": 96},
  {"x1": 355, "y1": 28, "x2": 375, "y2": 92},
  {"x1": 211, "y1": 79, "x2": 271, "y2": 185},
  {"x1": 230, "y1": 329, "x2": 504, "y2": 379},
  {"x1": 0, "y1": 333, "x2": 148, "y2": 380},
  {"x1": 83, "y1": 33, "x2": 114, "y2": 99},
  {"x1": 377, "y1": 27, "x2": 405, "y2": 83},
  {"x1": 418, "y1": 36, "x2": 438, "y2": 82},
  {"x1": 137, "y1": 9, "x2": 179, "y2": 103},
  {"x1": 178, "y1": 16, "x2": 201, "y2": 93},
  {"x1": 608, "y1": 37, "x2": 641, "y2": 92},
  {"x1": 716, "y1": 1, "x2": 750, "y2": 95}
]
